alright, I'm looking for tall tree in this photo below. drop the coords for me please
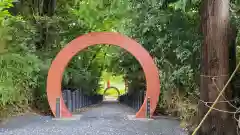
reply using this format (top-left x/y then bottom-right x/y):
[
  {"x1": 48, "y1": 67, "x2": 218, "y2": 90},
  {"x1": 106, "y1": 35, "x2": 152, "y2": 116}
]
[
  {"x1": 39, "y1": 0, "x2": 56, "y2": 50},
  {"x1": 43, "y1": 0, "x2": 56, "y2": 16},
  {"x1": 199, "y1": 0, "x2": 237, "y2": 134}
]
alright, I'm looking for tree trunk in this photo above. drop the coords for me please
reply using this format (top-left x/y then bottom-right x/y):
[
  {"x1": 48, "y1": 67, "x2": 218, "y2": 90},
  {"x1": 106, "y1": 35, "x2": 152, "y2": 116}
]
[
  {"x1": 37, "y1": 0, "x2": 56, "y2": 50},
  {"x1": 43, "y1": 0, "x2": 56, "y2": 16},
  {"x1": 199, "y1": 0, "x2": 237, "y2": 134}
]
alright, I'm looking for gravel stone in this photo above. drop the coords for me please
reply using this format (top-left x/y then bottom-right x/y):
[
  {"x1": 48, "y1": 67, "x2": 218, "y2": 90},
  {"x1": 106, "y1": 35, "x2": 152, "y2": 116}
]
[{"x1": 0, "y1": 101, "x2": 187, "y2": 135}]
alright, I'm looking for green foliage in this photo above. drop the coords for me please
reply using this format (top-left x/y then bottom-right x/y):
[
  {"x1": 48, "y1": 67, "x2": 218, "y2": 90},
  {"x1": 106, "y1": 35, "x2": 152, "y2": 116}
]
[
  {"x1": 0, "y1": 53, "x2": 40, "y2": 103},
  {"x1": 0, "y1": 1, "x2": 238, "y2": 130},
  {"x1": 0, "y1": 0, "x2": 13, "y2": 21},
  {"x1": 0, "y1": 0, "x2": 132, "y2": 117},
  {"x1": 104, "y1": 0, "x2": 202, "y2": 126},
  {"x1": 69, "y1": 0, "x2": 131, "y2": 31},
  {"x1": 109, "y1": 0, "x2": 201, "y2": 93},
  {"x1": 0, "y1": 7, "x2": 42, "y2": 116}
]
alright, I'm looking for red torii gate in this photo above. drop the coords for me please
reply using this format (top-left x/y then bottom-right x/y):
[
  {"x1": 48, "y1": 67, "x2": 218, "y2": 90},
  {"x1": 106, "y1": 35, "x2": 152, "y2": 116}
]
[{"x1": 46, "y1": 32, "x2": 160, "y2": 118}]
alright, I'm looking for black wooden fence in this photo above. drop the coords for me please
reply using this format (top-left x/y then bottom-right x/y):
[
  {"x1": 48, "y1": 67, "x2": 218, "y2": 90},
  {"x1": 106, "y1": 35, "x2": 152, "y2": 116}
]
[
  {"x1": 57, "y1": 89, "x2": 146, "y2": 117},
  {"x1": 118, "y1": 90, "x2": 145, "y2": 111},
  {"x1": 62, "y1": 89, "x2": 103, "y2": 113}
]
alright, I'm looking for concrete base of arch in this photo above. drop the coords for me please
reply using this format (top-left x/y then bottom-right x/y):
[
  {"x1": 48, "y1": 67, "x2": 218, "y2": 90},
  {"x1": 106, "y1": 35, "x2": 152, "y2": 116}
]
[
  {"x1": 46, "y1": 32, "x2": 160, "y2": 118},
  {"x1": 52, "y1": 114, "x2": 82, "y2": 121},
  {"x1": 127, "y1": 115, "x2": 154, "y2": 121}
]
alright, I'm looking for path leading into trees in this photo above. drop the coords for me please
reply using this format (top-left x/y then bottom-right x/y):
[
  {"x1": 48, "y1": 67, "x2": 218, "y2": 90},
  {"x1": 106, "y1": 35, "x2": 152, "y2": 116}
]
[{"x1": 0, "y1": 99, "x2": 187, "y2": 135}]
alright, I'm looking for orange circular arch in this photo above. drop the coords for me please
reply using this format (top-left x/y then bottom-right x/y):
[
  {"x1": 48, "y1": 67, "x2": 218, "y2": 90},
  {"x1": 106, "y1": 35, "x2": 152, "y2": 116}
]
[
  {"x1": 46, "y1": 32, "x2": 160, "y2": 118},
  {"x1": 104, "y1": 86, "x2": 120, "y2": 96}
]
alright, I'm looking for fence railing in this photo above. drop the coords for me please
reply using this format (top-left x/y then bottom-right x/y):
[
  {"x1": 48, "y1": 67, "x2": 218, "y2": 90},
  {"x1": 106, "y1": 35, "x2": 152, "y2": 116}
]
[
  {"x1": 118, "y1": 90, "x2": 145, "y2": 111},
  {"x1": 62, "y1": 89, "x2": 103, "y2": 113},
  {"x1": 58, "y1": 89, "x2": 147, "y2": 117}
]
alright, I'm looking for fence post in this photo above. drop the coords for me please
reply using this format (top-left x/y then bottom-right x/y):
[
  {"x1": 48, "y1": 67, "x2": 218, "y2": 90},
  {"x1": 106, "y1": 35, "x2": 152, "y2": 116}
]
[
  {"x1": 72, "y1": 91, "x2": 76, "y2": 112},
  {"x1": 141, "y1": 90, "x2": 144, "y2": 104},
  {"x1": 146, "y1": 97, "x2": 150, "y2": 119},
  {"x1": 136, "y1": 92, "x2": 140, "y2": 111},
  {"x1": 89, "y1": 96, "x2": 92, "y2": 105},
  {"x1": 76, "y1": 90, "x2": 80, "y2": 110},
  {"x1": 66, "y1": 90, "x2": 72, "y2": 112},
  {"x1": 56, "y1": 97, "x2": 60, "y2": 118},
  {"x1": 83, "y1": 95, "x2": 85, "y2": 107},
  {"x1": 80, "y1": 89, "x2": 83, "y2": 108},
  {"x1": 139, "y1": 91, "x2": 143, "y2": 110},
  {"x1": 62, "y1": 90, "x2": 67, "y2": 106},
  {"x1": 133, "y1": 95, "x2": 135, "y2": 109},
  {"x1": 84, "y1": 95, "x2": 86, "y2": 107},
  {"x1": 135, "y1": 94, "x2": 138, "y2": 110},
  {"x1": 86, "y1": 95, "x2": 88, "y2": 106},
  {"x1": 124, "y1": 94, "x2": 126, "y2": 105}
]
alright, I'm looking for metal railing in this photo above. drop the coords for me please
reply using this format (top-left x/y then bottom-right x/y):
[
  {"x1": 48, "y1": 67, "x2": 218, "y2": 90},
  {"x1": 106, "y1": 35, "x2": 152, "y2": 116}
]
[
  {"x1": 62, "y1": 89, "x2": 103, "y2": 113},
  {"x1": 118, "y1": 90, "x2": 145, "y2": 112},
  {"x1": 55, "y1": 88, "x2": 149, "y2": 118}
]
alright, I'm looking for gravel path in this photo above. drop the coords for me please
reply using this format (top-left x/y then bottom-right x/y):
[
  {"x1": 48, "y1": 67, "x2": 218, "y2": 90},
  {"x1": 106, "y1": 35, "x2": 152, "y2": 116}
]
[{"x1": 0, "y1": 101, "x2": 187, "y2": 135}]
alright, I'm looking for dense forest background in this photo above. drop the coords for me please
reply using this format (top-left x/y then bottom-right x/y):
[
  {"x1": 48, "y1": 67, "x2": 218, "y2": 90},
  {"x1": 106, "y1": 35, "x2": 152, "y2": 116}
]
[{"x1": 1, "y1": 0, "x2": 240, "y2": 134}]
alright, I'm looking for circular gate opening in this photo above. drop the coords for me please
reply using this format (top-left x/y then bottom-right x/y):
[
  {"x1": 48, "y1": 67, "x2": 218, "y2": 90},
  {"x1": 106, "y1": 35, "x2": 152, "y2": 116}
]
[{"x1": 46, "y1": 32, "x2": 160, "y2": 118}]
